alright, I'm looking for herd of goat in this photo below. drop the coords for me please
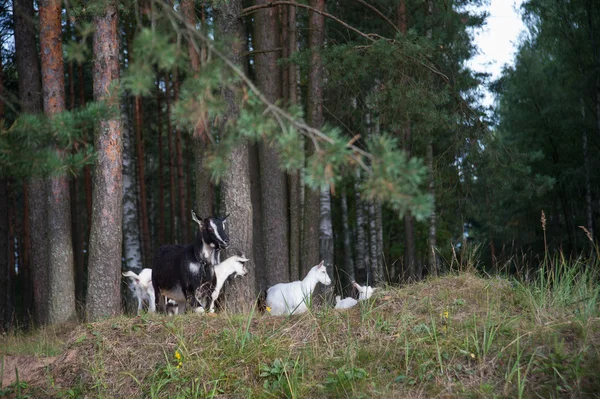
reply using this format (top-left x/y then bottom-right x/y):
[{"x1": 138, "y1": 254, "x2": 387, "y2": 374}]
[{"x1": 122, "y1": 211, "x2": 376, "y2": 316}]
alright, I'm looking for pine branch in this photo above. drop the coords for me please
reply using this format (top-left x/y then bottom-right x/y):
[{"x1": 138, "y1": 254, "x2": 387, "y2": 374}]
[
  {"x1": 241, "y1": 1, "x2": 379, "y2": 43},
  {"x1": 353, "y1": 0, "x2": 400, "y2": 35},
  {"x1": 160, "y1": 0, "x2": 373, "y2": 170}
]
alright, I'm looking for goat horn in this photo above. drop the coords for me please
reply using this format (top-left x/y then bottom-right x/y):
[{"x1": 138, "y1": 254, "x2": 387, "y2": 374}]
[
  {"x1": 191, "y1": 210, "x2": 202, "y2": 226},
  {"x1": 223, "y1": 213, "x2": 230, "y2": 220}
]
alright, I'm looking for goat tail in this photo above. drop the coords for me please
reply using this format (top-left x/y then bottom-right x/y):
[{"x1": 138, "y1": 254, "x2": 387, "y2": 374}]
[
  {"x1": 122, "y1": 270, "x2": 140, "y2": 281},
  {"x1": 256, "y1": 289, "x2": 267, "y2": 313}
]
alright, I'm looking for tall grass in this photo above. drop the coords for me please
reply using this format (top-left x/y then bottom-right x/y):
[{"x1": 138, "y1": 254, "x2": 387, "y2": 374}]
[{"x1": 514, "y1": 254, "x2": 600, "y2": 323}]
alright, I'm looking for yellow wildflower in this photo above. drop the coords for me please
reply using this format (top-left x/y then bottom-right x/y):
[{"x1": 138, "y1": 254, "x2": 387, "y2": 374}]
[
  {"x1": 266, "y1": 307, "x2": 271, "y2": 313},
  {"x1": 443, "y1": 311, "x2": 449, "y2": 319},
  {"x1": 175, "y1": 351, "x2": 181, "y2": 360},
  {"x1": 470, "y1": 353, "x2": 475, "y2": 359}
]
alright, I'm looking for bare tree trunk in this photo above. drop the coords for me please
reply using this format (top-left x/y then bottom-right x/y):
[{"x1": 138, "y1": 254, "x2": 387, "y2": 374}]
[
  {"x1": 287, "y1": 0, "x2": 301, "y2": 281},
  {"x1": 0, "y1": 179, "x2": 9, "y2": 330},
  {"x1": 182, "y1": 0, "x2": 214, "y2": 219},
  {"x1": 156, "y1": 87, "x2": 166, "y2": 244},
  {"x1": 22, "y1": 184, "x2": 33, "y2": 326},
  {"x1": 40, "y1": 0, "x2": 76, "y2": 324},
  {"x1": 254, "y1": 0, "x2": 290, "y2": 286},
  {"x1": 122, "y1": 91, "x2": 142, "y2": 270},
  {"x1": 427, "y1": 142, "x2": 438, "y2": 276},
  {"x1": 376, "y1": 202, "x2": 384, "y2": 281},
  {"x1": 133, "y1": 96, "x2": 152, "y2": 262},
  {"x1": 303, "y1": 0, "x2": 326, "y2": 276},
  {"x1": 581, "y1": 100, "x2": 594, "y2": 238},
  {"x1": 403, "y1": 212, "x2": 417, "y2": 281},
  {"x1": 368, "y1": 202, "x2": 378, "y2": 284},
  {"x1": 340, "y1": 188, "x2": 355, "y2": 291},
  {"x1": 14, "y1": 0, "x2": 48, "y2": 326},
  {"x1": 165, "y1": 72, "x2": 178, "y2": 242},
  {"x1": 87, "y1": 1, "x2": 123, "y2": 321},
  {"x1": 354, "y1": 170, "x2": 367, "y2": 284},
  {"x1": 215, "y1": 0, "x2": 256, "y2": 309},
  {"x1": 397, "y1": 0, "x2": 407, "y2": 34},
  {"x1": 173, "y1": 68, "x2": 189, "y2": 243}
]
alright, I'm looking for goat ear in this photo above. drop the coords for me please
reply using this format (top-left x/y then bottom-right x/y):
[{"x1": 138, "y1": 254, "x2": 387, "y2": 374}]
[
  {"x1": 239, "y1": 257, "x2": 250, "y2": 263},
  {"x1": 318, "y1": 260, "x2": 325, "y2": 268},
  {"x1": 352, "y1": 281, "x2": 361, "y2": 289},
  {"x1": 191, "y1": 210, "x2": 203, "y2": 227}
]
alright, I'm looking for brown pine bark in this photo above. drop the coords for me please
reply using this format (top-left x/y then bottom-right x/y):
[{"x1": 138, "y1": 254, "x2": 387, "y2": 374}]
[
  {"x1": 181, "y1": 0, "x2": 214, "y2": 220},
  {"x1": 254, "y1": 0, "x2": 290, "y2": 286},
  {"x1": 173, "y1": 68, "x2": 189, "y2": 243},
  {"x1": 39, "y1": 0, "x2": 76, "y2": 324},
  {"x1": 14, "y1": 0, "x2": 48, "y2": 326},
  {"x1": 86, "y1": 0, "x2": 123, "y2": 321},
  {"x1": 215, "y1": 0, "x2": 256, "y2": 309}
]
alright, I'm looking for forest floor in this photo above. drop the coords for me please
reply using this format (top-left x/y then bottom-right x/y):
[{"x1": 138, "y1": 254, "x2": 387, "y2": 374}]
[{"x1": 1, "y1": 269, "x2": 600, "y2": 398}]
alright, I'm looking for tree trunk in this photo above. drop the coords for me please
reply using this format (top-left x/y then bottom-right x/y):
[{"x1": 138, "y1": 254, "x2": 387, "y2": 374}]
[
  {"x1": 182, "y1": 0, "x2": 214, "y2": 220},
  {"x1": 87, "y1": 1, "x2": 123, "y2": 321},
  {"x1": 287, "y1": 0, "x2": 301, "y2": 281},
  {"x1": 368, "y1": 202, "x2": 378, "y2": 284},
  {"x1": 173, "y1": 68, "x2": 189, "y2": 243},
  {"x1": 21, "y1": 184, "x2": 33, "y2": 326},
  {"x1": 302, "y1": 0, "x2": 325, "y2": 276},
  {"x1": 254, "y1": 0, "x2": 290, "y2": 286},
  {"x1": 376, "y1": 202, "x2": 384, "y2": 281},
  {"x1": 397, "y1": 0, "x2": 407, "y2": 34},
  {"x1": 354, "y1": 169, "x2": 367, "y2": 284},
  {"x1": 156, "y1": 87, "x2": 166, "y2": 244},
  {"x1": 0, "y1": 178, "x2": 9, "y2": 330},
  {"x1": 14, "y1": 0, "x2": 48, "y2": 326},
  {"x1": 165, "y1": 72, "x2": 178, "y2": 242},
  {"x1": 340, "y1": 188, "x2": 355, "y2": 292},
  {"x1": 215, "y1": 0, "x2": 256, "y2": 309},
  {"x1": 40, "y1": 0, "x2": 76, "y2": 324},
  {"x1": 133, "y1": 95, "x2": 152, "y2": 262},
  {"x1": 122, "y1": 93, "x2": 142, "y2": 271},
  {"x1": 427, "y1": 141, "x2": 438, "y2": 276},
  {"x1": 403, "y1": 212, "x2": 417, "y2": 281},
  {"x1": 581, "y1": 101, "x2": 594, "y2": 239}
]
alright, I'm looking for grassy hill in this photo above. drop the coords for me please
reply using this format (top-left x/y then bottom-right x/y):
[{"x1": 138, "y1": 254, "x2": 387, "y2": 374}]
[{"x1": 2, "y1": 262, "x2": 599, "y2": 398}]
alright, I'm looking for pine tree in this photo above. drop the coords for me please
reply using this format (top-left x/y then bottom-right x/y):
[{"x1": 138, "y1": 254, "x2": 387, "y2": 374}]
[
  {"x1": 39, "y1": 0, "x2": 76, "y2": 324},
  {"x1": 254, "y1": 0, "x2": 290, "y2": 286},
  {"x1": 86, "y1": 0, "x2": 123, "y2": 321}
]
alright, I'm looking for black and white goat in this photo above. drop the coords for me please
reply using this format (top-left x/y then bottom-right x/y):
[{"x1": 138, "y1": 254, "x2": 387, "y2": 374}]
[{"x1": 152, "y1": 211, "x2": 230, "y2": 314}]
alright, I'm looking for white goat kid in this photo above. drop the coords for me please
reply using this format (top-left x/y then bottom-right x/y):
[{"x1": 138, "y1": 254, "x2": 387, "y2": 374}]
[
  {"x1": 206, "y1": 255, "x2": 249, "y2": 312},
  {"x1": 170, "y1": 255, "x2": 250, "y2": 314},
  {"x1": 334, "y1": 281, "x2": 376, "y2": 309},
  {"x1": 266, "y1": 260, "x2": 332, "y2": 316},
  {"x1": 122, "y1": 268, "x2": 156, "y2": 314}
]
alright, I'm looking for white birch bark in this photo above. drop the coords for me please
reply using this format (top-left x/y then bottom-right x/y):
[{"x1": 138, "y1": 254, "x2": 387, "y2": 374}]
[{"x1": 122, "y1": 97, "x2": 142, "y2": 271}]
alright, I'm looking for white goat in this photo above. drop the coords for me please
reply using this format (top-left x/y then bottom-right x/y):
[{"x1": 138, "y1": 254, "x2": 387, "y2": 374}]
[
  {"x1": 122, "y1": 268, "x2": 156, "y2": 314},
  {"x1": 266, "y1": 260, "x2": 332, "y2": 316},
  {"x1": 206, "y1": 255, "x2": 249, "y2": 312},
  {"x1": 335, "y1": 281, "x2": 376, "y2": 309},
  {"x1": 169, "y1": 255, "x2": 250, "y2": 314}
]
